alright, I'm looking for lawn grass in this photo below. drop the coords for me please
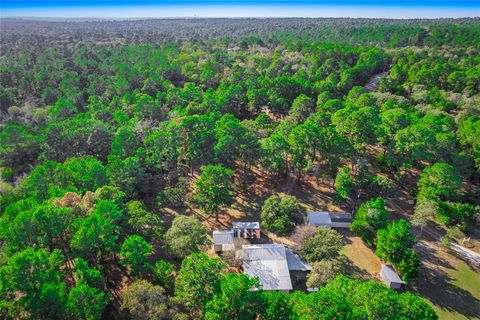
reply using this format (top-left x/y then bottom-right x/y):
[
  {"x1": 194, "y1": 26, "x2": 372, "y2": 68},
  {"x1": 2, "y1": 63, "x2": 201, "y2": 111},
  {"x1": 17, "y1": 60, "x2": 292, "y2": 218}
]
[
  {"x1": 432, "y1": 306, "x2": 471, "y2": 320},
  {"x1": 427, "y1": 261, "x2": 480, "y2": 320},
  {"x1": 342, "y1": 235, "x2": 480, "y2": 320},
  {"x1": 341, "y1": 235, "x2": 381, "y2": 280},
  {"x1": 447, "y1": 262, "x2": 480, "y2": 299}
]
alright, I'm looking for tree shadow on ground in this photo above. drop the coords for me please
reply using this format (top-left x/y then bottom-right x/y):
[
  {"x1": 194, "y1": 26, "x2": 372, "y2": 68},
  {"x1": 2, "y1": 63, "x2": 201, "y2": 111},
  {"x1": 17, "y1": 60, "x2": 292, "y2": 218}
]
[
  {"x1": 337, "y1": 229, "x2": 354, "y2": 245},
  {"x1": 344, "y1": 256, "x2": 375, "y2": 281},
  {"x1": 103, "y1": 259, "x2": 130, "y2": 320},
  {"x1": 416, "y1": 242, "x2": 456, "y2": 270},
  {"x1": 288, "y1": 179, "x2": 338, "y2": 211},
  {"x1": 415, "y1": 255, "x2": 480, "y2": 319}
]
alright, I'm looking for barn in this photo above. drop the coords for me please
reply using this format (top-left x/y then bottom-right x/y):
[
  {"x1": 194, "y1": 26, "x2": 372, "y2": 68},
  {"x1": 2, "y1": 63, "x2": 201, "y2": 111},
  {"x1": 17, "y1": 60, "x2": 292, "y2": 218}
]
[
  {"x1": 307, "y1": 211, "x2": 353, "y2": 228},
  {"x1": 306, "y1": 212, "x2": 332, "y2": 228},
  {"x1": 329, "y1": 212, "x2": 353, "y2": 228}
]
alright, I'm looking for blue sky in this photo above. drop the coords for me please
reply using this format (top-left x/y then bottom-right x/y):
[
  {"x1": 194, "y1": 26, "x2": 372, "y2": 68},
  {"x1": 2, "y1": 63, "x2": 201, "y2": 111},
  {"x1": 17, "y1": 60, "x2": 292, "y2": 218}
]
[{"x1": 1, "y1": 0, "x2": 479, "y2": 18}]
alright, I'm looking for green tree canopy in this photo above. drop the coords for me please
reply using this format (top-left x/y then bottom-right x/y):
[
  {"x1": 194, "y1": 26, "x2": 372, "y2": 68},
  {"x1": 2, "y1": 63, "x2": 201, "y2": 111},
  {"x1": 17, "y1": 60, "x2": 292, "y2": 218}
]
[
  {"x1": 376, "y1": 219, "x2": 415, "y2": 263},
  {"x1": 67, "y1": 283, "x2": 108, "y2": 320},
  {"x1": 121, "y1": 280, "x2": 176, "y2": 320},
  {"x1": 204, "y1": 274, "x2": 264, "y2": 320},
  {"x1": 335, "y1": 166, "x2": 353, "y2": 202},
  {"x1": 0, "y1": 248, "x2": 67, "y2": 319},
  {"x1": 120, "y1": 235, "x2": 153, "y2": 276},
  {"x1": 214, "y1": 114, "x2": 261, "y2": 169},
  {"x1": 261, "y1": 195, "x2": 303, "y2": 236},
  {"x1": 291, "y1": 276, "x2": 437, "y2": 320},
  {"x1": 194, "y1": 165, "x2": 234, "y2": 221},
  {"x1": 418, "y1": 162, "x2": 462, "y2": 201},
  {"x1": 125, "y1": 200, "x2": 163, "y2": 240},
  {"x1": 307, "y1": 258, "x2": 348, "y2": 288},
  {"x1": 175, "y1": 253, "x2": 226, "y2": 315},
  {"x1": 165, "y1": 215, "x2": 209, "y2": 259},
  {"x1": 301, "y1": 227, "x2": 346, "y2": 263},
  {"x1": 153, "y1": 260, "x2": 174, "y2": 288},
  {"x1": 375, "y1": 219, "x2": 419, "y2": 280},
  {"x1": 289, "y1": 94, "x2": 315, "y2": 124},
  {"x1": 350, "y1": 197, "x2": 389, "y2": 246}
]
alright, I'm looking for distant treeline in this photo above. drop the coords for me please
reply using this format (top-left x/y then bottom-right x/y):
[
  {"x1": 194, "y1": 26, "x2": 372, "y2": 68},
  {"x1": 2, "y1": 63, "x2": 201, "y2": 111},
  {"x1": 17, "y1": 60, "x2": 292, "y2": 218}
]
[{"x1": 1, "y1": 17, "x2": 480, "y2": 57}]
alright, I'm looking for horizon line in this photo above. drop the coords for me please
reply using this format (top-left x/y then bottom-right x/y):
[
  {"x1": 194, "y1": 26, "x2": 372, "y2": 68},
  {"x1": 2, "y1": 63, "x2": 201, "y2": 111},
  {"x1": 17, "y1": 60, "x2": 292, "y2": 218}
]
[
  {"x1": 2, "y1": 3, "x2": 479, "y2": 19},
  {"x1": 3, "y1": 15, "x2": 479, "y2": 19}
]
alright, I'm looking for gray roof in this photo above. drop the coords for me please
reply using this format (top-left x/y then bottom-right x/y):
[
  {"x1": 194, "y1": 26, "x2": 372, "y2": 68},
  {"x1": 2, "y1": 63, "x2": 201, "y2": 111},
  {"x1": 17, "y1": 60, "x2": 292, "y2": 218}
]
[
  {"x1": 213, "y1": 230, "x2": 234, "y2": 245},
  {"x1": 242, "y1": 244, "x2": 292, "y2": 291},
  {"x1": 233, "y1": 222, "x2": 260, "y2": 229},
  {"x1": 380, "y1": 264, "x2": 405, "y2": 284},
  {"x1": 285, "y1": 248, "x2": 312, "y2": 271},
  {"x1": 307, "y1": 212, "x2": 332, "y2": 226},
  {"x1": 329, "y1": 212, "x2": 353, "y2": 223}
]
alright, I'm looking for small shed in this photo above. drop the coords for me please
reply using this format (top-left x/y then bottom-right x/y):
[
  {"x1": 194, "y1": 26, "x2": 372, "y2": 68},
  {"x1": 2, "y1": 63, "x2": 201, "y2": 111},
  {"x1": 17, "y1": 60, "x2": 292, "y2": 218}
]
[
  {"x1": 233, "y1": 222, "x2": 261, "y2": 239},
  {"x1": 329, "y1": 212, "x2": 353, "y2": 228},
  {"x1": 307, "y1": 212, "x2": 332, "y2": 228},
  {"x1": 212, "y1": 230, "x2": 235, "y2": 252},
  {"x1": 380, "y1": 264, "x2": 405, "y2": 289}
]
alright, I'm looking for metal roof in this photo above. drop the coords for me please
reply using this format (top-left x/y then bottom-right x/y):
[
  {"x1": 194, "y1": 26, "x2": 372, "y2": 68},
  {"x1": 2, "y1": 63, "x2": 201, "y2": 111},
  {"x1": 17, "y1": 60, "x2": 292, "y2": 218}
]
[
  {"x1": 380, "y1": 264, "x2": 405, "y2": 284},
  {"x1": 233, "y1": 222, "x2": 260, "y2": 229},
  {"x1": 285, "y1": 248, "x2": 312, "y2": 271},
  {"x1": 212, "y1": 230, "x2": 234, "y2": 245},
  {"x1": 307, "y1": 212, "x2": 332, "y2": 226},
  {"x1": 242, "y1": 244, "x2": 293, "y2": 291},
  {"x1": 329, "y1": 212, "x2": 353, "y2": 223}
]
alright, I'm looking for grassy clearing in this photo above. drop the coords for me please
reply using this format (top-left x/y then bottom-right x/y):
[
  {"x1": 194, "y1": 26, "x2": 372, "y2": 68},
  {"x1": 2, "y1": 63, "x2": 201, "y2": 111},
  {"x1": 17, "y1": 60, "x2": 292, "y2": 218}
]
[
  {"x1": 448, "y1": 262, "x2": 480, "y2": 299},
  {"x1": 341, "y1": 230, "x2": 480, "y2": 320},
  {"x1": 342, "y1": 235, "x2": 381, "y2": 279},
  {"x1": 420, "y1": 260, "x2": 480, "y2": 320},
  {"x1": 433, "y1": 307, "x2": 471, "y2": 320}
]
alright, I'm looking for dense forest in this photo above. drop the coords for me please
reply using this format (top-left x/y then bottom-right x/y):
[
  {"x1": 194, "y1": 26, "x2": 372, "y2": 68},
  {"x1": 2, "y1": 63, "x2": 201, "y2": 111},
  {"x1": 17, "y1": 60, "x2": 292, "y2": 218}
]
[{"x1": 0, "y1": 18, "x2": 479, "y2": 320}]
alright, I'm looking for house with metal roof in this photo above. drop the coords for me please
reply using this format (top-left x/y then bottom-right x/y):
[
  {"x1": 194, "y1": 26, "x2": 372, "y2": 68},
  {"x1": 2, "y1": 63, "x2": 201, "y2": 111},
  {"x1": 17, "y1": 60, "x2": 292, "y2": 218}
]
[
  {"x1": 285, "y1": 247, "x2": 312, "y2": 288},
  {"x1": 242, "y1": 244, "x2": 311, "y2": 292},
  {"x1": 232, "y1": 221, "x2": 261, "y2": 239},
  {"x1": 307, "y1": 212, "x2": 352, "y2": 228},
  {"x1": 380, "y1": 264, "x2": 405, "y2": 289},
  {"x1": 212, "y1": 230, "x2": 235, "y2": 252},
  {"x1": 285, "y1": 248, "x2": 312, "y2": 272},
  {"x1": 242, "y1": 244, "x2": 293, "y2": 292}
]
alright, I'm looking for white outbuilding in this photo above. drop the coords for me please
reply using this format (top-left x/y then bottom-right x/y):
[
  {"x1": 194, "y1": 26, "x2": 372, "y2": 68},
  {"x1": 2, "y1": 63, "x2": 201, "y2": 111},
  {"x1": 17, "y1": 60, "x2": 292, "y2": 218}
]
[{"x1": 380, "y1": 264, "x2": 405, "y2": 289}]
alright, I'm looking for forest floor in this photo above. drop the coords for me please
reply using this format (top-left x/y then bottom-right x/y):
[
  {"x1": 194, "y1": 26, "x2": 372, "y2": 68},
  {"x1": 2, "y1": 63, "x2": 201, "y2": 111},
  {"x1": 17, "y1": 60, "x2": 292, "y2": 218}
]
[{"x1": 175, "y1": 166, "x2": 480, "y2": 320}]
